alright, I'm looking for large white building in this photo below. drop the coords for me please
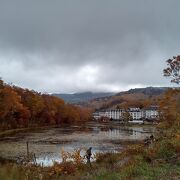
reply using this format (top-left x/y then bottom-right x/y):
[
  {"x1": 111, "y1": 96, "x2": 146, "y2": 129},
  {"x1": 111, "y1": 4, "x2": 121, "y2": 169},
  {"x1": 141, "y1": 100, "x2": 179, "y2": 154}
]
[{"x1": 93, "y1": 106, "x2": 159, "y2": 121}]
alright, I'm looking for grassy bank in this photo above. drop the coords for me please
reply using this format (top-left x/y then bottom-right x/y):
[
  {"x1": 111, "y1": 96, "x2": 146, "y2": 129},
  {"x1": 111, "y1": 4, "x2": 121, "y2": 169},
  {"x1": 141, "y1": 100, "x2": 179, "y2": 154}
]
[{"x1": 0, "y1": 129, "x2": 179, "y2": 180}]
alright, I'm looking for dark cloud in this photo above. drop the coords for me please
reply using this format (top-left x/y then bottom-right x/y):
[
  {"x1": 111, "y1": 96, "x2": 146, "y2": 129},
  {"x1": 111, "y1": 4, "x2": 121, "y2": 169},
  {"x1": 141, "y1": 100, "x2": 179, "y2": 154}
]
[{"x1": 0, "y1": 0, "x2": 179, "y2": 92}]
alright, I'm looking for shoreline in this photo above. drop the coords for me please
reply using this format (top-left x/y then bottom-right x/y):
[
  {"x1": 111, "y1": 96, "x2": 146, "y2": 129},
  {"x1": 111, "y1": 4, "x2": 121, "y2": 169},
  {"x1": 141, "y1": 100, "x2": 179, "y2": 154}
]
[{"x1": 0, "y1": 120, "x2": 156, "y2": 138}]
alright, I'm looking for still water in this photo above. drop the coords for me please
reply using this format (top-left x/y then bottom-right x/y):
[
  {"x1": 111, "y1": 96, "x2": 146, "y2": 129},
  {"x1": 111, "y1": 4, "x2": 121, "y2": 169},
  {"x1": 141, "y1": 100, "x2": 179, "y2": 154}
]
[{"x1": 0, "y1": 121, "x2": 155, "y2": 166}]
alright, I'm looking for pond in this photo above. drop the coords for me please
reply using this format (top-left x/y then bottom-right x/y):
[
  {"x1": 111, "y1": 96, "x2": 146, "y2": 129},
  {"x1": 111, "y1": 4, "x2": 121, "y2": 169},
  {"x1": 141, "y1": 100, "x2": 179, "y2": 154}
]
[{"x1": 0, "y1": 121, "x2": 155, "y2": 166}]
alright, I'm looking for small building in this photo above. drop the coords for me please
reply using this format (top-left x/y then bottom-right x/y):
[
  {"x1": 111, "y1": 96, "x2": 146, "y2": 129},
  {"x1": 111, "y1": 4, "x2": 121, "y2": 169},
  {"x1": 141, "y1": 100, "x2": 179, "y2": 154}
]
[{"x1": 92, "y1": 112, "x2": 101, "y2": 120}]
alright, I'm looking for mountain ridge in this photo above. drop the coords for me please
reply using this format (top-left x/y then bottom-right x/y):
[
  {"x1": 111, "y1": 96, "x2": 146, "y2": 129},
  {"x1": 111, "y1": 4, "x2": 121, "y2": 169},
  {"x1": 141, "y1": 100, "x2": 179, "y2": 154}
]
[
  {"x1": 79, "y1": 87, "x2": 176, "y2": 110},
  {"x1": 52, "y1": 87, "x2": 175, "y2": 105},
  {"x1": 52, "y1": 92, "x2": 115, "y2": 103}
]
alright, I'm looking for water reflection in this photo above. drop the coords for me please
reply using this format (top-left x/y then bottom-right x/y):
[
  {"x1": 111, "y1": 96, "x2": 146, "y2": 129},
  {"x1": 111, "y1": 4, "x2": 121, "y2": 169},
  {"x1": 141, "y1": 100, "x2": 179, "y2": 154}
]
[
  {"x1": 91, "y1": 124, "x2": 154, "y2": 140},
  {"x1": 0, "y1": 121, "x2": 155, "y2": 166}
]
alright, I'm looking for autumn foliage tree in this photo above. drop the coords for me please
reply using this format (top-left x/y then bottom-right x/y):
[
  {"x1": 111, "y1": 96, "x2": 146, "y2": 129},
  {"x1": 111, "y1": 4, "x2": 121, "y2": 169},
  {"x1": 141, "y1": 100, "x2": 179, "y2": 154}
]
[
  {"x1": 163, "y1": 55, "x2": 180, "y2": 84},
  {"x1": 0, "y1": 79, "x2": 91, "y2": 129},
  {"x1": 159, "y1": 89, "x2": 180, "y2": 128},
  {"x1": 0, "y1": 85, "x2": 30, "y2": 128},
  {"x1": 121, "y1": 111, "x2": 132, "y2": 124},
  {"x1": 159, "y1": 56, "x2": 180, "y2": 129}
]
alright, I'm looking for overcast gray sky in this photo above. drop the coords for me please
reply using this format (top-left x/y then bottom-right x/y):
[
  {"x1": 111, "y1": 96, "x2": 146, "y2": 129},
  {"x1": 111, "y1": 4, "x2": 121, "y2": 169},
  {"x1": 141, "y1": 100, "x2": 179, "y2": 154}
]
[{"x1": 0, "y1": 0, "x2": 179, "y2": 93}]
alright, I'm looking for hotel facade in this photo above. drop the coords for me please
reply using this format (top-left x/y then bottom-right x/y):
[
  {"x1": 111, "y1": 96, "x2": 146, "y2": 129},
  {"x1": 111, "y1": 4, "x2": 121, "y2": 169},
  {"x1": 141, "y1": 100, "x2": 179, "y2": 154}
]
[{"x1": 93, "y1": 106, "x2": 159, "y2": 121}]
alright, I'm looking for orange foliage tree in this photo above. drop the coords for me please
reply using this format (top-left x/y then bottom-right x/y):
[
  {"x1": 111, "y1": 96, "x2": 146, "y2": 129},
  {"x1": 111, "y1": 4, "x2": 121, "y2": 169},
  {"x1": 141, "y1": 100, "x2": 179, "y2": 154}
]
[
  {"x1": 0, "y1": 79, "x2": 91, "y2": 129},
  {"x1": 159, "y1": 55, "x2": 180, "y2": 128},
  {"x1": 159, "y1": 89, "x2": 180, "y2": 128}
]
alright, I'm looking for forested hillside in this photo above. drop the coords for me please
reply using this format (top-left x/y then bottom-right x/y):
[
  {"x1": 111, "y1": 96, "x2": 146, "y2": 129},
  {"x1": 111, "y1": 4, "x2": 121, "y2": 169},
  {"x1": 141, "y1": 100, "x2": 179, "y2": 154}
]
[
  {"x1": 0, "y1": 79, "x2": 91, "y2": 129},
  {"x1": 83, "y1": 87, "x2": 171, "y2": 110},
  {"x1": 53, "y1": 92, "x2": 115, "y2": 103}
]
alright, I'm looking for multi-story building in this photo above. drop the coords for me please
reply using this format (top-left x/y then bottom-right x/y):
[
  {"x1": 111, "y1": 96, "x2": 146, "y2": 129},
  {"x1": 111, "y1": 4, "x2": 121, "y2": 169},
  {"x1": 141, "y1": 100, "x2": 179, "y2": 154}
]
[
  {"x1": 93, "y1": 106, "x2": 159, "y2": 121},
  {"x1": 144, "y1": 106, "x2": 159, "y2": 120},
  {"x1": 128, "y1": 108, "x2": 144, "y2": 120},
  {"x1": 107, "y1": 109, "x2": 124, "y2": 120}
]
